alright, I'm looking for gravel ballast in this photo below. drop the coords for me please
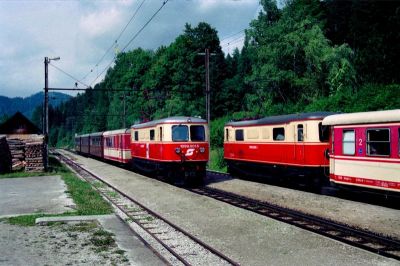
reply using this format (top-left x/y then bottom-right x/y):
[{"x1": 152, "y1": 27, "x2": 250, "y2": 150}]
[
  {"x1": 207, "y1": 178, "x2": 400, "y2": 240},
  {"x1": 59, "y1": 149, "x2": 400, "y2": 266}
]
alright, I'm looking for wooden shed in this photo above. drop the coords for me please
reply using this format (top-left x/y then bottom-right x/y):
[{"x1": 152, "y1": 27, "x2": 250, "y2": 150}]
[{"x1": 0, "y1": 112, "x2": 44, "y2": 172}]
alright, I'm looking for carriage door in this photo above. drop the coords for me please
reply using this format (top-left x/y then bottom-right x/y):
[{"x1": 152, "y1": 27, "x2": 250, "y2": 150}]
[
  {"x1": 119, "y1": 134, "x2": 122, "y2": 160},
  {"x1": 295, "y1": 124, "x2": 305, "y2": 164}
]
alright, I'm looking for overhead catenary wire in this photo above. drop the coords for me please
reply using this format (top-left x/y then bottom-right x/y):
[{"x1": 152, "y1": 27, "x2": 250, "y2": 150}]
[
  {"x1": 49, "y1": 63, "x2": 90, "y2": 88},
  {"x1": 221, "y1": 35, "x2": 246, "y2": 49},
  {"x1": 90, "y1": 0, "x2": 169, "y2": 88},
  {"x1": 80, "y1": 0, "x2": 147, "y2": 84},
  {"x1": 220, "y1": 29, "x2": 245, "y2": 43}
]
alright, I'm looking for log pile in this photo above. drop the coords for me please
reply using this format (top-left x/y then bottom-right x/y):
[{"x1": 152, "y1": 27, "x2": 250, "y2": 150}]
[
  {"x1": 25, "y1": 139, "x2": 44, "y2": 172},
  {"x1": 0, "y1": 136, "x2": 12, "y2": 173},
  {"x1": 5, "y1": 136, "x2": 44, "y2": 172},
  {"x1": 7, "y1": 138, "x2": 25, "y2": 171}
]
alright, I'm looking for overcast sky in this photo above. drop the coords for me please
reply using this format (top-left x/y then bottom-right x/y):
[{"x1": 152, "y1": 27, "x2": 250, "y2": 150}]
[{"x1": 0, "y1": 0, "x2": 260, "y2": 98}]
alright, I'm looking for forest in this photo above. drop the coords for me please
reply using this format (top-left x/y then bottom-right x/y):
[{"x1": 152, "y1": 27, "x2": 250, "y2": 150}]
[{"x1": 31, "y1": 0, "x2": 400, "y2": 170}]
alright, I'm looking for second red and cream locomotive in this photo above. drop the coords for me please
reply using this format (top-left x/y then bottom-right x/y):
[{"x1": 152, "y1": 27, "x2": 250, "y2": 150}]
[{"x1": 224, "y1": 112, "x2": 335, "y2": 182}]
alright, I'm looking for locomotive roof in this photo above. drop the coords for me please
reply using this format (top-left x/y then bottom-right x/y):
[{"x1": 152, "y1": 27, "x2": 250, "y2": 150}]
[
  {"x1": 103, "y1": 128, "x2": 130, "y2": 135},
  {"x1": 77, "y1": 132, "x2": 103, "y2": 138},
  {"x1": 89, "y1": 132, "x2": 103, "y2": 137},
  {"x1": 322, "y1": 109, "x2": 400, "y2": 126},
  {"x1": 225, "y1": 112, "x2": 336, "y2": 127},
  {"x1": 131, "y1": 116, "x2": 207, "y2": 129}
]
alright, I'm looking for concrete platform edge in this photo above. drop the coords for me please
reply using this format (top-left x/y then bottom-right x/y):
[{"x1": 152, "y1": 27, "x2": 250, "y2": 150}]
[{"x1": 35, "y1": 214, "x2": 115, "y2": 225}]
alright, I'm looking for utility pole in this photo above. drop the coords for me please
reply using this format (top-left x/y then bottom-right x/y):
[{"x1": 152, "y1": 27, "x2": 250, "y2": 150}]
[
  {"x1": 205, "y1": 48, "x2": 210, "y2": 125},
  {"x1": 198, "y1": 48, "x2": 215, "y2": 124},
  {"x1": 44, "y1": 57, "x2": 49, "y2": 170},
  {"x1": 120, "y1": 91, "x2": 129, "y2": 128},
  {"x1": 43, "y1": 56, "x2": 60, "y2": 171},
  {"x1": 123, "y1": 92, "x2": 126, "y2": 128}
]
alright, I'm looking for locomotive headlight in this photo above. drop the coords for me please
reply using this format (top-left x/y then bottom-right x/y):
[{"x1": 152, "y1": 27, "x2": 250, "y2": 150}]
[
  {"x1": 175, "y1": 148, "x2": 181, "y2": 154},
  {"x1": 199, "y1": 147, "x2": 205, "y2": 153}
]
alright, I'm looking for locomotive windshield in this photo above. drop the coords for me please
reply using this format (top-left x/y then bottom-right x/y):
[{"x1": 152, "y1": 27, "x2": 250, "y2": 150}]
[
  {"x1": 172, "y1": 125, "x2": 189, "y2": 141},
  {"x1": 172, "y1": 124, "x2": 205, "y2": 141},
  {"x1": 190, "y1": 125, "x2": 205, "y2": 141}
]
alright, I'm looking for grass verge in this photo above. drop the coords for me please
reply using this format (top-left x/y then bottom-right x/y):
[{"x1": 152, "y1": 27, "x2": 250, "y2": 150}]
[
  {"x1": 208, "y1": 148, "x2": 227, "y2": 172},
  {"x1": 3, "y1": 156, "x2": 113, "y2": 226}
]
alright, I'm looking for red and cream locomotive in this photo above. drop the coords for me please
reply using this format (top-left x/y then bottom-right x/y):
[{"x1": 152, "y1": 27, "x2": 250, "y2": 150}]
[
  {"x1": 130, "y1": 117, "x2": 209, "y2": 182},
  {"x1": 224, "y1": 112, "x2": 335, "y2": 182},
  {"x1": 74, "y1": 116, "x2": 209, "y2": 183}
]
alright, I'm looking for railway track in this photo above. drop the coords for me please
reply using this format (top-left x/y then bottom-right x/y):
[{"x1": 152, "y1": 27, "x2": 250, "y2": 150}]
[
  {"x1": 192, "y1": 173, "x2": 400, "y2": 261},
  {"x1": 53, "y1": 151, "x2": 239, "y2": 266}
]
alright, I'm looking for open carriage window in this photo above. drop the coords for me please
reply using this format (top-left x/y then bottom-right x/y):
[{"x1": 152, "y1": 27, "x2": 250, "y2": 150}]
[
  {"x1": 367, "y1": 128, "x2": 390, "y2": 156},
  {"x1": 273, "y1": 127, "x2": 285, "y2": 141}
]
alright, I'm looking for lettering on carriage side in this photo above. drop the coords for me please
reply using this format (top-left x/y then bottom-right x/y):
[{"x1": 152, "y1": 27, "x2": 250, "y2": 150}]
[{"x1": 249, "y1": 145, "x2": 258, "y2": 150}]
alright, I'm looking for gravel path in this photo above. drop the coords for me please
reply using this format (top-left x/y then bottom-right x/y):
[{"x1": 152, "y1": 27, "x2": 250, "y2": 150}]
[{"x1": 0, "y1": 220, "x2": 130, "y2": 266}]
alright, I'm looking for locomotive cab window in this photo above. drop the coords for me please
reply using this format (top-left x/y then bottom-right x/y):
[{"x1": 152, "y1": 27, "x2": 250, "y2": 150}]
[
  {"x1": 190, "y1": 125, "x2": 205, "y2": 141},
  {"x1": 172, "y1": 125, "x2": 189, "y2": 141},
  {"x1": 367, "y1": 128, "x2": 390, "y2": 156},
  {"x1": 235, "y1": 129, "x2": 244, "y2": 141},
  {"x1": 343, "y1": 130, "x2": 355, "y2": 155},
  {"x1": 273, "y1": 127, "x2": 285, "y2": 141}
]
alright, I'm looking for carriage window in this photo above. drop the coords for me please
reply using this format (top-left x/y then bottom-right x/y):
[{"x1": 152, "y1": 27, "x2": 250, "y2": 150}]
[
  {"x1": 343, "y1": 130, "x2": 355, "y2": 155},
  {"x1": 367, "y1": 128, "x2": 390, "y2": 156},
  {"x1": 247, "y1": 129, "x2": 259, "y2": 139},
  {"x1": 235, "y1": 129, "x2": 244, "y2": 141},
  {"x1": 106, "y1": 137, "x2": 111, "y2": 147},
  {"x1": 134, "y1": 131, "x2": 138, "y2": 141},
  {"x1": 273, "y1": 127, "x2": 285, "y2": 141},
  {"x1": 190, "y1": 125, "x2": 205, "y2": 141},
  {"x1": 225, "y1": 128, "x2": 229, "y2": 141},
  {"x1": 160, "y1": 127, "x2": 163, "y2": 141},
  {"x1": 262, "y1": 128, "x2": 270, "y2": 139},
  {"x1": 297, "y1": 125, "x2": 304, "y2": 142},
  {"x1": 150, "y1": 129, "x2": 155, "y2": 141},
  {"x1": 319, "y1": 123, "x2": 330, "y2": 142},
  {"x1": 172, "y1": 125, "x2": 189, "y2": 141}
]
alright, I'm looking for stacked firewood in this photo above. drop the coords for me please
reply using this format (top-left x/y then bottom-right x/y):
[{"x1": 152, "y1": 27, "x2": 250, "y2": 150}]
[
  {"x1": 0, "y1": 136, "x2": 12, "y2": 173},
  {"x1": 7, "y1": 138, "x2": 25, "y2": 171},
  {"x1": 25, "y1": 138, "x2": 44, "y2": 172}
]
